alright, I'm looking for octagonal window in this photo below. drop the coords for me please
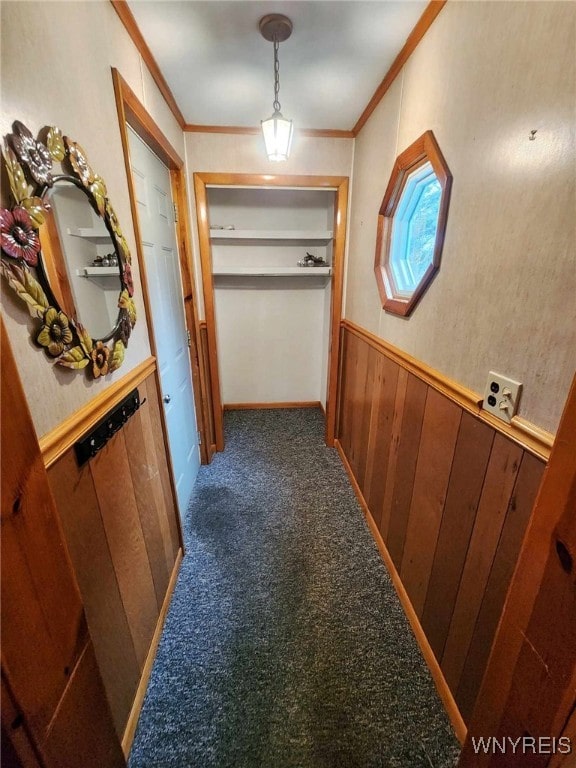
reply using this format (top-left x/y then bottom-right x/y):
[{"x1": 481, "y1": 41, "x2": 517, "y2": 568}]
[{"x1": 375, "y1": 131, "x2": 452, "y2": 317}]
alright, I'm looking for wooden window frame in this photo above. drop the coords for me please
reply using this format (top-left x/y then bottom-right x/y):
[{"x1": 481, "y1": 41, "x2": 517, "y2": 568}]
[{"x1": 374, "y1": 130, "x2": 452, "y2": 317}]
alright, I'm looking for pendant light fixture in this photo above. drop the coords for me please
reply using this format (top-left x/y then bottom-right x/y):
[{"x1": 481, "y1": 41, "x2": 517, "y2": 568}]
[{"x1": 259, "y1": 14, "x2": 294, "y2": 161}]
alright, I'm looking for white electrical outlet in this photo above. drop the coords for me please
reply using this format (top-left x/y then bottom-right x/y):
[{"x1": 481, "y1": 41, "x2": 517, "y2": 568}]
[{"x1": 482, "y1": 371, "x2": 522, "y2": 423}]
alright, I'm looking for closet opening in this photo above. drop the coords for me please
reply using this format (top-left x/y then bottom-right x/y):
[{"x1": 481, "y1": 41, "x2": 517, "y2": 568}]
[{"x1": 194, "y1": 174, "x2": 349, "y2": 453}]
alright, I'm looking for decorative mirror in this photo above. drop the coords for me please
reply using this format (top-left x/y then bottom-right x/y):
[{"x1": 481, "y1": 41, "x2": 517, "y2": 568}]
[{"x1": 1, "y1": 121, "x2": 136, "y2": 377}]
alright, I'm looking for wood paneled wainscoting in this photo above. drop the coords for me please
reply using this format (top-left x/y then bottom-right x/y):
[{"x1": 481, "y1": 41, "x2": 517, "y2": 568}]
[
  {"x1": 1, "y1": 316, "x2": 124, "y2": 767},
  {"x1": 336, "y1": 320, "x2": 548, "y2": 738},
  {"x1": 43, "y1": 361, "x2": 182, "y2": 755}
]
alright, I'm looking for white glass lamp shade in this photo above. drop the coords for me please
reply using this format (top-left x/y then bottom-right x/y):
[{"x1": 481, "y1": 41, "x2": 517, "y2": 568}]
[{"x1": 261, "y1": 111, "x2": 293, "y2": 161}]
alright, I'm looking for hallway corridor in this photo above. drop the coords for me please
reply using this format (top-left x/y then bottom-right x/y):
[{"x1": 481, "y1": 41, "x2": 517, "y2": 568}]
[{"x1": 129, "y1": 409, "x2": 460, "y2": 768}]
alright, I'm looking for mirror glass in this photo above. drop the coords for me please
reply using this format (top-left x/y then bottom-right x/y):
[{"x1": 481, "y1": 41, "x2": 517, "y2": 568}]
[{"x1": 43, "y1": 181, "x2": 122, "y2": 341}]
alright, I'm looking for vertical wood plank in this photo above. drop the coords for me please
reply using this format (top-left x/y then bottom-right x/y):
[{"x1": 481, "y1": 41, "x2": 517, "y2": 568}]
[
  {"x1": 145, "y1": 376, "x2": 183, "y2": 559},
  {"x1": 338, "y1": 330, "x2": 356, "y2": 459},
  {"x1": 362, "y1": 353, "x2": 384, "y2": 502},
  {"x1": 335, "y1": 325, "x2": 348, "y2": 442},
  {"x1": 142, "y1": 375, "x2": 180, "y2": 566},
  {"x1": 1, "y1": 725, "x2": 31, "y2": 768},
  {"x1": 421, "y1": 413, "x2": 495, "y2": 660},
  {"x1": 123, "y1": 388, "x2": 171, "y2": 610},
  {"x1": 365, "y1": 356, "x2": 400, "y2": 530},
  {"x1": 498, "y1": 562, "x2": 575, "y2": 749},
  {"x1": 459, "y1": 375, "x2": 575, "y2": 768},
  {"x1": 1, "y1": 316, "x2": 123, "y2": 766},
  {"x1": 42, "y1": 643, "x2": 125, "y2": 768},
  {"x1": 347, "y1": 336, "x2": 370, "y2": 479},
  {"x1": 1, "y1": 515, "x2": 85, "y2": 740},
  {"x1": 355, "y1": 344, "x2": 379, "y2": 495},
  {"x1": 361, "y1": 354, "x2": 385, "y2": 510},
  {"x1": 455, "y1": 451, "x2": 545, "y2": 722},
  {"x1": 1, "y1": 331, "x2": 87, "y2": 740},
  {"x1": 441, "y1": 434, "x2": 523, "y2": 693},
  {"x1": 548, "y1": 704, "x2": 576, "y2": 768},
  {"x1": 340, "y1": 330, "x2": 358, "y2": 463},
  {"x1": 48, "y1": 452, "x2": 141, "y2": 737},
  {"x1": 2, "y1": 672, "x2": 44, "y2": 768},
  {"x1": 90, "y1": 435, "x2": 159, "y2": 670},
  {"x1": 400, "y1": 389, "x2": 462, "y2": 616},
  {"x1": 385, "y1": 373, "x2": 428, "y2": 569},
  {"x1": 380, "y1": 367, "x2": 409, "y2": 544}
]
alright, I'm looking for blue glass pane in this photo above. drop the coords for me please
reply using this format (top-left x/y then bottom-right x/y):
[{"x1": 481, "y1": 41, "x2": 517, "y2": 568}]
[{"x1": 405, "y1": 177, "x2": 441, "y2": 287}]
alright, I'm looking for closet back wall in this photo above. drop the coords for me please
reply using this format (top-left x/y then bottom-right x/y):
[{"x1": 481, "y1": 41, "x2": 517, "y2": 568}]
[{"x1": 209, "y1": 188, "x2": 335, "y2": 406}]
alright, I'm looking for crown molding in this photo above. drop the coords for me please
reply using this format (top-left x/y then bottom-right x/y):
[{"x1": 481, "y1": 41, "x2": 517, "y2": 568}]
[
  {"x1": 110, "y1": 0, "x2": 186, "y2": 129},
  {"x1": 353, "y1": 1, "x2": 447, "y2": 135},
  {"x1": 184, "y1": 124, "x2": 354, "y2": 138}
]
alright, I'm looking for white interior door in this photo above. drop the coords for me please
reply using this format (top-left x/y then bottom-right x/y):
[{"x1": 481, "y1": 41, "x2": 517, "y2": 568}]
[{"x1": 128, "y1": 126, "x2": 200, "y2": 515}]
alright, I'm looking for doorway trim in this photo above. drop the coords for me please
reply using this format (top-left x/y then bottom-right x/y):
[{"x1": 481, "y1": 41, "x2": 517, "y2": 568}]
[
  {"x1": 111, "y1": 68, "x2": 211, "y2": 466},
  {"x1": 193, "y1": 172, "x2": 349, "y2": 450}
]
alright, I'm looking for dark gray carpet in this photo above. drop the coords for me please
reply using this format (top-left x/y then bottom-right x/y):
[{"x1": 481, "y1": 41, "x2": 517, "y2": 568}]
[{"x1": 129, "y1": 409, "x2": 461, "y2": 768}]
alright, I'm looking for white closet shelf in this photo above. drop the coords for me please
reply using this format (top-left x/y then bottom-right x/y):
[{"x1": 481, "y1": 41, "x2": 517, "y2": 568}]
[
  {"x1": 67, "y1": 227, "x2": 111, "y2": 243},
  {"x1": 77, "y1": 267, "x2": 120, "y2": 277},
  {"x1": 212, "y1": 266, "x2": 331, "y2": 277},
  {"x1": 210, "y1": 229, "x2": 333, "y2": 243}
]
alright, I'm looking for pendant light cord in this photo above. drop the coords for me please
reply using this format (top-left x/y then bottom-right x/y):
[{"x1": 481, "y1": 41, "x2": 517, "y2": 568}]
[{"x1": 273, "y1": 38, "x2": 281, "y2": 112}]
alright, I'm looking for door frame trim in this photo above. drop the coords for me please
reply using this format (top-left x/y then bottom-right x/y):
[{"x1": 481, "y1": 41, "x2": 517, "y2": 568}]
[
  {"x1": 112, "y1": 67, "x2": 211, "y2": 471},
  {"x1": 193, "y1": 172, "x2": 349, "y2": 450}
]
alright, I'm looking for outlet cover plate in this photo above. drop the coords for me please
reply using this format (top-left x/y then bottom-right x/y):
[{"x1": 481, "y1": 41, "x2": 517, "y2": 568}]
[{"x1": 482, "y1": 371, "x2": 522, "y2": 423}]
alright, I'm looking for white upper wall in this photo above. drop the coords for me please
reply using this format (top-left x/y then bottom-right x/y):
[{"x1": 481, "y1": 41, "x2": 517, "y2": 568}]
[
  {"x1": 0, "y1": 0, "x2": 183, "y2": 437},
  {"x1": 184, "y1": 131, "x2": 353, "y2": 177},
  {"x1": 345, "y1": 0, "x2": 576, "y2": 433}
]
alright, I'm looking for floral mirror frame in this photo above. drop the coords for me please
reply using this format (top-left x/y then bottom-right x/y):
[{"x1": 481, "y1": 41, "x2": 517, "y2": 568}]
[{"x1": 1, "y1": 120, "x2": 136, "y2": 378}]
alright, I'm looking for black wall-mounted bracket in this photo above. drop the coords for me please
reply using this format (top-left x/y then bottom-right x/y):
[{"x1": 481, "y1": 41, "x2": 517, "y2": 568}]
[{"x1": 74, "y1": 388, "x2": 144, "y2": 466}]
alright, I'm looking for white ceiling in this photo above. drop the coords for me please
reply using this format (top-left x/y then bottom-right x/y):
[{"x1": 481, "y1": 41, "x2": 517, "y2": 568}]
[{"x1": 126, "y1": 1, "x2": 428, "y2": 131}]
